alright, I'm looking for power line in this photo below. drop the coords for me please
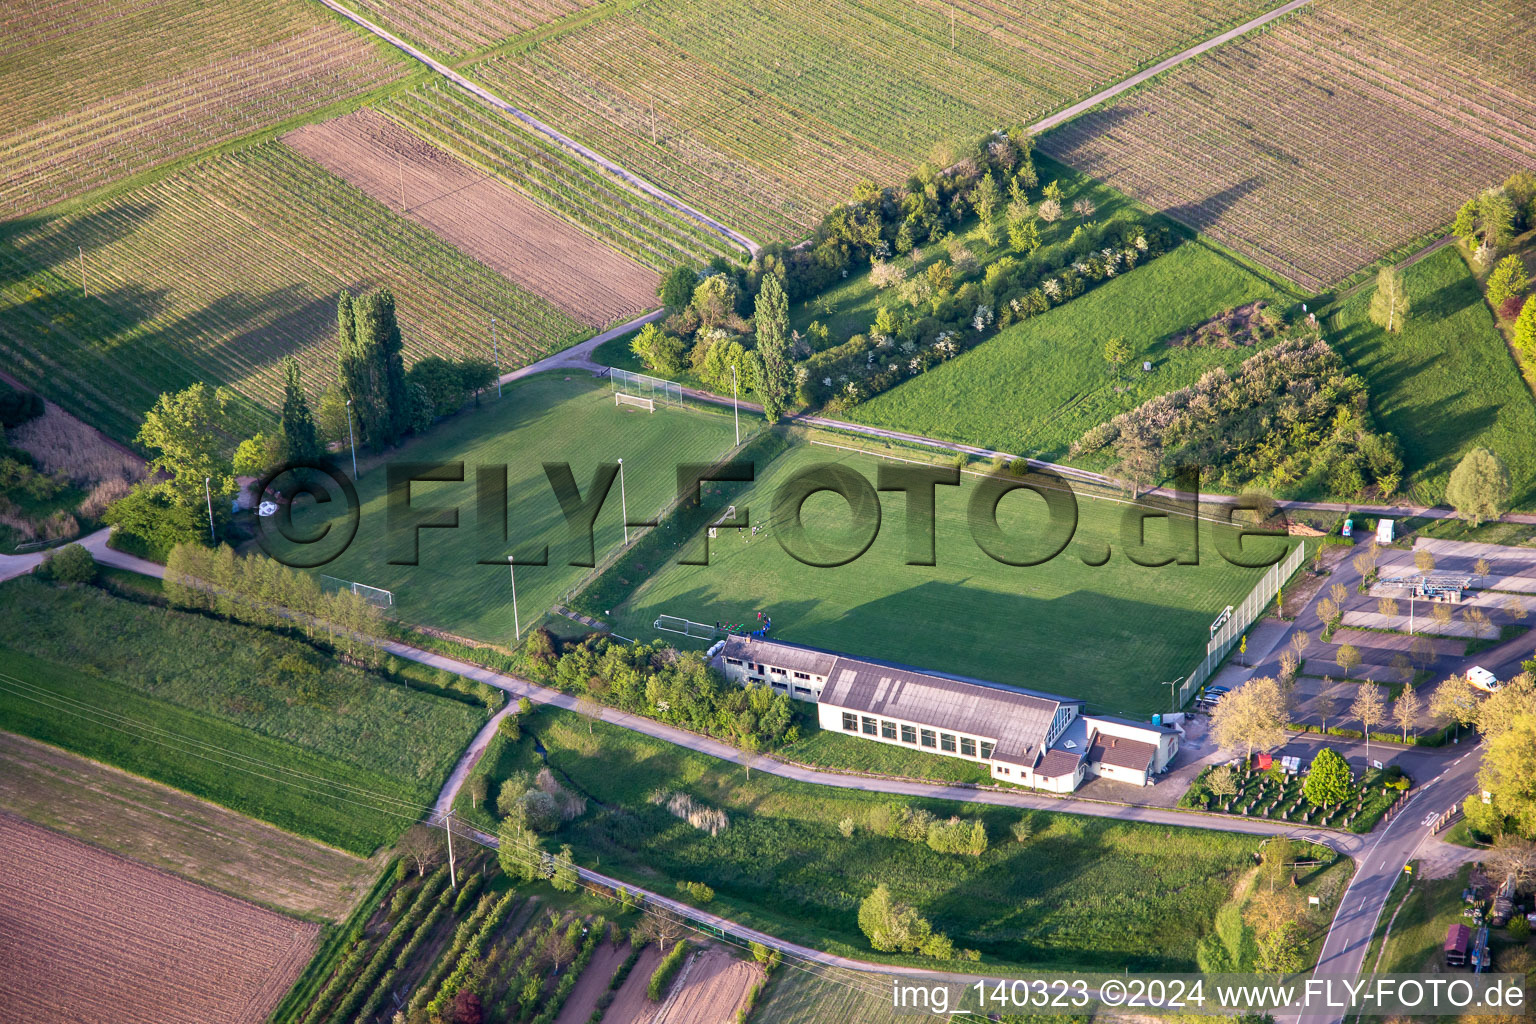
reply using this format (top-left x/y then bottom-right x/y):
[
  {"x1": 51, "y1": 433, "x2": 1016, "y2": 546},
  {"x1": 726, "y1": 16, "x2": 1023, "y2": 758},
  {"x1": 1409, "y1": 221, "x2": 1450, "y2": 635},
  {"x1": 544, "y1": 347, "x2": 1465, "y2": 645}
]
[{"x1": 0, "y1": 669, "x2": 994, "y2": 1016}]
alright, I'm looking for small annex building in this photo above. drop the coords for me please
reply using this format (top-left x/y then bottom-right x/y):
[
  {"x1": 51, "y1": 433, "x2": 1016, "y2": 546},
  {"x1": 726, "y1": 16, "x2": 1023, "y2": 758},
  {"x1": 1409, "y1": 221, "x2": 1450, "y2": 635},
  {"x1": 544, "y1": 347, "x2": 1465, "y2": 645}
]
[{"x1": 711, "y1": 636, "x2": 1177, "y2": 792}]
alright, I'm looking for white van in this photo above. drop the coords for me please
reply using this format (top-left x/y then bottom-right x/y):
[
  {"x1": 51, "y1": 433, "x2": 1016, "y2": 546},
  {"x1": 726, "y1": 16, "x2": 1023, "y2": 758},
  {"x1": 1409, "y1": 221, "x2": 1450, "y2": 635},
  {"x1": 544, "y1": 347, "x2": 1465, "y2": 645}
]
[{"x1": 1468, "y1": 666, "x2": 1502, "y2": 693}]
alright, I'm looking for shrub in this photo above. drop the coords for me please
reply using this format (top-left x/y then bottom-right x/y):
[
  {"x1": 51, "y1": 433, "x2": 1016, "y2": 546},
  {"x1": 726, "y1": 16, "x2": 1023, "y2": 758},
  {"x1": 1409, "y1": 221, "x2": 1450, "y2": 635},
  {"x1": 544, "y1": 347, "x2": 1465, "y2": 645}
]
[
  {"x1": 647, "y1": 942, "x2": 689, "y2": 1001},
  {"x1": 40, "y1": 543, "x2": 96, "y2": 584}
]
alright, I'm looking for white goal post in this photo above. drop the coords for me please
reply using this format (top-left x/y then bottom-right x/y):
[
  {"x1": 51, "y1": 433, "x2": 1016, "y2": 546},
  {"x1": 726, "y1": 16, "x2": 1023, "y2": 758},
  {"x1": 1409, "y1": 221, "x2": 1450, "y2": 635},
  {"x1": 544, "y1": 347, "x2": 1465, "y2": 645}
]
[
  {"x1": 615, "y1": 392, "x2": 655, "y2": 412},
  {"x1": 609, "y1": 367, "x2": 683, "y2": 406},
  {"x1": 654, "y1": 614, "x2": 725, "y2": 640},
  {"x1": 319, "y1": 575, "x2": 395, "y2": 608}
]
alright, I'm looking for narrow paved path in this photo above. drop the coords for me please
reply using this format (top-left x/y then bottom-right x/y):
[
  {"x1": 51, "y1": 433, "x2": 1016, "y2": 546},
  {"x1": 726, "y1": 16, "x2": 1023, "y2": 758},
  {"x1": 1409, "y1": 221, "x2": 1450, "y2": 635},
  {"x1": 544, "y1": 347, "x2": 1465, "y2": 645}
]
[
  {"x1": 25, "y1": 527, "x2": 1363, "y2": 854},
  {"x1": 1026, "y1": 0, "x2": 1317, "y2": 135},
  {"x1": 433, "y1": 702, "x2": 514, "y2": 819},
  {"x1": 498, "y1": 309, "x2": 664, "y2": 388},
  {"x1": 311, "y1": 0, "x2": 759, "y2": 256},
  {"x1": 575, "y1": 353, "x2": 1536, "y2": 526}
]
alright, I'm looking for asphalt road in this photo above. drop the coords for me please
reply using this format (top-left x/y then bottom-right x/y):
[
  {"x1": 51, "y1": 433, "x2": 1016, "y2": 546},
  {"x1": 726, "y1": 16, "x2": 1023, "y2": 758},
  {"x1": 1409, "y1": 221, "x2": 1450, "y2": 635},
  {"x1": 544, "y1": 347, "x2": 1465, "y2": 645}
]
[{"x1": 1301, "y1": 744, "x2": 1483, "y2": 1024}]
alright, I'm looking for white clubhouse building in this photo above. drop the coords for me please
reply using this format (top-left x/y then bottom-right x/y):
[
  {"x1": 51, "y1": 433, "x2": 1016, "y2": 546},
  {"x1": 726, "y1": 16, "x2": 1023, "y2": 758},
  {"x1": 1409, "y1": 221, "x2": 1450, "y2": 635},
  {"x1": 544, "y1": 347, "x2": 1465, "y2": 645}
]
[{"x1": 711, "y1": 635, "x2": 1177, "y2": 792}]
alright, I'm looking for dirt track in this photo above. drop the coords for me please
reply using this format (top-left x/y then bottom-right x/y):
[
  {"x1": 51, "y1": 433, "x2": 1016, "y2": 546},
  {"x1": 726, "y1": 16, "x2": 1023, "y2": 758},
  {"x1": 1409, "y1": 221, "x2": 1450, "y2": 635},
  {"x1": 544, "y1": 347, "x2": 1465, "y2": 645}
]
[
  {"x1": 0, "y1": 813, "x2": 317, "y2": 1024},
  {"x1": 555, "y1": 940, "x2": 629, "y2": 1024},
  {"x1": 284, "y1": 109, "x2": 657, "y2": 327},
  {"x1": 601, "y1": 943, "x2": 664, "y2": 1024}
]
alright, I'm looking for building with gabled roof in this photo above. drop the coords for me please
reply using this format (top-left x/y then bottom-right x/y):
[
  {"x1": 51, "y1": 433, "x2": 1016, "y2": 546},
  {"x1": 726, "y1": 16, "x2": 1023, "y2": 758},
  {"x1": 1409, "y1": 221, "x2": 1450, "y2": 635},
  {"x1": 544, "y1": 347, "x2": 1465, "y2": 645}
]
[{"x1": 711, "y1": 636, "x2": 1178, "y2": 792}]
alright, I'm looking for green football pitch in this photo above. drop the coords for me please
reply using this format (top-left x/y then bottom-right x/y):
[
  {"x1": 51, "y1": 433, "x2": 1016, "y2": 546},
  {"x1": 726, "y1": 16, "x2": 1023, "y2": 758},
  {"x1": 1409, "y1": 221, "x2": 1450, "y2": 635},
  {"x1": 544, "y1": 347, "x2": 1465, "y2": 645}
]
[
  {"x1": 297, "y1": 374, "x2": 739, "y2": 643},
  {"x1": 610, "y1": 441, "x2": 1295, "y2": 715}
]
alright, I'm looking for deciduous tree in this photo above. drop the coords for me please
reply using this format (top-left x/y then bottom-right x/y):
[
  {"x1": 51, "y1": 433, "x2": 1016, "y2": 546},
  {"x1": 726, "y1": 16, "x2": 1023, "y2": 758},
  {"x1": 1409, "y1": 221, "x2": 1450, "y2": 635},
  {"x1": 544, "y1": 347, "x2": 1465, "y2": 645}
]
[
  {"x1": 1103, "y1": 336, "x2": 1132, "y2": 378},
  {"x1": 1305, "y1": 747, "x2": 1354, "y2": 805},
  {"x1": 1336, "y1": 643, "x2": 1361, "y2": 678},
  {"x1": 1477, "y1": 714, "x2": 1536, "y2": 838},
  {"x1": 857, "y1": 884, "x2": 933, "y2": 953},
  {"x1": 1487, "y1": 255, "x2": 1530, "y2": 310},
  {"x1": 1351, "y1": 681, "x2": 1386, "y2": 760},
  {"x1": 1447, "y1": 447, "x2": 1512, "y2": 526},
  {"x1": 1394, "y1": 686, "x2": 1422, "y2": 741},
  {"x1": 1430, "y1": 673, "x2": 1481, "y2": 738},
  {"x1": 1210, "y1": 676, "x2": 1288, "y2": 760}
]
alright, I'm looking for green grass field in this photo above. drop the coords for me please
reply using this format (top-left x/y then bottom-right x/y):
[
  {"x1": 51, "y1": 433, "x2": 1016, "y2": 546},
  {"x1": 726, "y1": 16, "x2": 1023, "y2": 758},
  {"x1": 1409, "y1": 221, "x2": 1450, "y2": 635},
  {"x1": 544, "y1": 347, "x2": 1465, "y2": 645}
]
[
  {"x1": 777, "y1": 706, "x2": 992, "y2": 785},
  {"x1": 305, "y1": 374, "x2": 740, "y2": 643},
  {"x1": 1330, "y1": 247, "x2": 1536, "y2": 509},
  {"x1": 478, "y1": 709, "x2": 1258, "y2": 972},
  {"x1": 0, "y1": 577, "x2": 483, "y2": 853},
  {"x1": 609, "y1": 440, "x2": 1292, "y2": 714},
  {"x1": 843, "y1": 241, "x2": 1287, "y2": 460}
]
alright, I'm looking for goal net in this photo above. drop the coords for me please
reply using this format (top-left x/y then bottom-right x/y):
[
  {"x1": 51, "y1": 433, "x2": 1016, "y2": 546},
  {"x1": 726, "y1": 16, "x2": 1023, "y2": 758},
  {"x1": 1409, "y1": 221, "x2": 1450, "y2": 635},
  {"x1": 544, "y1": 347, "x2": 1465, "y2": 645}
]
[
  {"x1": 615, "y1": 392, "x2": 655, "y2": 412},
  {"x1": 319, "y1": 575, "x2": 395, "y2": 608},
  {"x1": 609, "y1": 367, "x2": 682, "y2": 407},
  {"x1": 654, "y1": 614, "x2": 725, "y2": 640}
]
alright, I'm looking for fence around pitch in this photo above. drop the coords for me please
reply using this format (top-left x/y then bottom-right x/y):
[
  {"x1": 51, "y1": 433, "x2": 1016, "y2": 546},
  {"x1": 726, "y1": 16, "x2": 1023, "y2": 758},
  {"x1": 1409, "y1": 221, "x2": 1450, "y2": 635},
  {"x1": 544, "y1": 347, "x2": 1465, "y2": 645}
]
[{"x1": 1177, "y1": 541, "x2": 1307, "y2": 707}]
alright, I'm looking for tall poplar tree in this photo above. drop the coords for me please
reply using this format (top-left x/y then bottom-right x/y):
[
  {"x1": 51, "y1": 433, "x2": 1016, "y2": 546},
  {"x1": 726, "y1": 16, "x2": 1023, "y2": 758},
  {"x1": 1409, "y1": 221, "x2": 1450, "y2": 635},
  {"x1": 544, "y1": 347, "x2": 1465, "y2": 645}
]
[
  {"x1": 279, "y1": 357, "x2": 321, "y2": 463},
  {"x1": 754, "y1": 273, "x2": 792, "y2": 422}
]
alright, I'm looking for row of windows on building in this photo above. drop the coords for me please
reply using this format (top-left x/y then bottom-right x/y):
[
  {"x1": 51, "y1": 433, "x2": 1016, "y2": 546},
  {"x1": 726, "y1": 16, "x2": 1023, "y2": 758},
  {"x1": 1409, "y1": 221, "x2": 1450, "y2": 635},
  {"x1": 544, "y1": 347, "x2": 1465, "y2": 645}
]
[
  {"x1": 839, "y1": 712, "x2": 996, "y2": 760},
  {"x1": 725, "y1": 658, "x2": 818, "y2": 697}
]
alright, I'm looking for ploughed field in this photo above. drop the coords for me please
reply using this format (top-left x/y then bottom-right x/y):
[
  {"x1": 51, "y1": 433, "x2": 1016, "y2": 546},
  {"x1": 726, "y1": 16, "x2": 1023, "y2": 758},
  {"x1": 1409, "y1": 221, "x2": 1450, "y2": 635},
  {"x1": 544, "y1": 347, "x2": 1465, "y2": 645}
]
[
  {"x1": 285, "y1": 110, "x2": 658, "y2": 328},
  {"x1": 0, "y1": 813, "x2": 317, "y2": 1024}
]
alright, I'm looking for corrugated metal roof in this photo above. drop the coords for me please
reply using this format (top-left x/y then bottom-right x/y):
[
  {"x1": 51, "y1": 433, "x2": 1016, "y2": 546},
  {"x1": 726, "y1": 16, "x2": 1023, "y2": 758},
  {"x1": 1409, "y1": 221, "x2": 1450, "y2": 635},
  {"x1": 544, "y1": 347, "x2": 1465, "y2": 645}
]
[
  {"x1": 816, "y1": 650, "x2": 1066, "y2": 764},
  {"x1": 718, "y1": 636, "x2": 837, "y2": 676}
]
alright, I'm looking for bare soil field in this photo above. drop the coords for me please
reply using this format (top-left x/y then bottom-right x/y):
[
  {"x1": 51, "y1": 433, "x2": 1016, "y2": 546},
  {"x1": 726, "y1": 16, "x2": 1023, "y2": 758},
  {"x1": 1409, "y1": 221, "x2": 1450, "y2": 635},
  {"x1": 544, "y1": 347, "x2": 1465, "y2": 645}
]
[
  {"x1": 653, "y1": 947, "x2": 765, "y2": 1024},
  {"x1": 1041, "y1": 0, "x2": 1536, "y2": 290},
  {"x1": 284, "y1": 110, "x2": 657, "y2": 328},
  {"x1": 0, "y1": 813, "x2": 317, "y2": 1024},
  {"x1": 554, "y1": 940, "x2": 629, "y2": 1024},
  {"x1": 0, "y1": 732, "x2": 375, "y2": 921},
  {"x1": 601, "y1": 943, "x2": 663, "y2": 1024}
]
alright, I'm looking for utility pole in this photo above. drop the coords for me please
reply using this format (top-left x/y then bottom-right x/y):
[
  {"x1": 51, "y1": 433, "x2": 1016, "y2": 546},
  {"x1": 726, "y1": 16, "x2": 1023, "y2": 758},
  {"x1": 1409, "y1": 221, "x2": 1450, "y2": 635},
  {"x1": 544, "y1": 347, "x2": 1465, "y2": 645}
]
[
  {"x1": 491, "y1": 316, "x2": 502, "y2": 397},
  {"x1": 79, "y1": 246, "x2": 88, "y2": 297},
  {"x1": 345, "y1": 399, "x2": 358, "y2": 479},
  {"x1": 618, "y1": 458, "x2": 629, "y2": 544},
  {"x1": 444, "y1": 811, "x2": 457, "y2": 889},
  {"x1": 204, "y1": 476, "x2": 215, "y2": 542},
  {"x1": 731, "y1": 363, "x2": 740, "y2": 445}
]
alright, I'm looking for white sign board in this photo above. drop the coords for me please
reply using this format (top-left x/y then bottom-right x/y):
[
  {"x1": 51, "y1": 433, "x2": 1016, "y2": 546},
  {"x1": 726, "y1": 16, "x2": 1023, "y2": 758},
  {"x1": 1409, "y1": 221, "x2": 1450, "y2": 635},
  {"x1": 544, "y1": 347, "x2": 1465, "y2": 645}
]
[{"x1": 1372, "y1": 759, "x2": 1384, "y2": 770}]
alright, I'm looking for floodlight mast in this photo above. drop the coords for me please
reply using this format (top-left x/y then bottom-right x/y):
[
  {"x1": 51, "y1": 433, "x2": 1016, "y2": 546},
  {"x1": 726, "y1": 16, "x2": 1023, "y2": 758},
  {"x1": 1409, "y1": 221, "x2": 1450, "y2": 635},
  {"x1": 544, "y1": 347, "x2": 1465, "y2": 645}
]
[
  {"x1": 345, "y1": 399, "x2": 358, "y2": 478},
  {"x1": 618, "y1": 458, "x2": 629, "y2": 544},
  {"x1": 508, "y1": 555, "x2": 521, "y2": 639}
]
